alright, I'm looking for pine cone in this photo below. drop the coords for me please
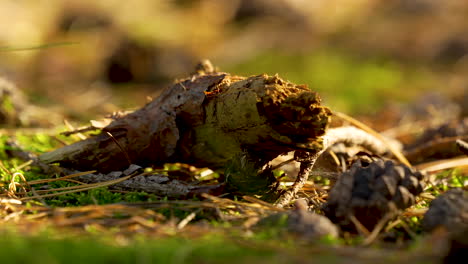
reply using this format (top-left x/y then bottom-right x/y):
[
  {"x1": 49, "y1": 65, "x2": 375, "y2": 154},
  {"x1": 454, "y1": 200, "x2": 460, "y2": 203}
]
[{"x1": 323, "y1": 159, "x2": 424, "y2": 231}]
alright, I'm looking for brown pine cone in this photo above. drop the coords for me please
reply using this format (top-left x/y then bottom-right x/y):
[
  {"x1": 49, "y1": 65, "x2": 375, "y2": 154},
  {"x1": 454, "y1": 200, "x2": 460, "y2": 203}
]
[{"x1": 323, "y1": 159, "x2": 424, "y2": 232}]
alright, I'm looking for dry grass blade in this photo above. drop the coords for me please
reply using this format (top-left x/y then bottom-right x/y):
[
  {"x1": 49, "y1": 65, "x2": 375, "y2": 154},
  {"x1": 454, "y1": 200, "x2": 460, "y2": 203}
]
[
  {"x1": 415, "y1": 156, "x2": 468, "y2": 173},
  {"x1": 63, "y1": 119, "x2": 87, "y2": 140},
  {"x1": 363, "y1": 212, "x2": 394, "y2": 246},
  {"x1": 242, "y1": 195, "x2": 282, "y2": 210},
  {"x1": 334, "y1": 111, "x2": 411, "y2": 167},
  {"x1": 119, "y1": 200, "x2": 219, "y2": 209},
  {"x1": 6, "y1": 172, "x2": 30, "y2": 198},
  {"x1": 16, "y1": 182, "x2": 96, "y2": 195},
  {"x1": 177, "y1": 210, "x2": 200, "y2": 230},
  {"x1": 19, "y1": 171, "x2": 144, "y2": 201},
  {"x1": 403, "y1": 208, "x2": 428, "y2": 217},
  {"x1": 27, "y1": 170, "x2": 96, "y2": 185},
  {"x1": 105, "y1": 131, "x2": 132, "y2": 166},
  {"x1": 385, "y1": 219, "x2": 403, "y2": 233},
  {"x1": 201, "y1": 193, "x2": 248, "y2": 208},
  {"x1": 60, "y1": 126, "x2": 98, "y2": 137},
  {"x1": 15, "y1": 160, "x2": 33, "y2": 171},
  {"x1": 202, "y1": 193, "x2": 285, "y2": 212},
  {"x1": 1, "y1": 202, "x2": 166, "y2": 232},
  {"x1": 419, "y1": 192, "x2": 436, "y2": 200},
  {"x1": 0, "y1": 198, "x2": 22, "y2": 205},
  {"x1": 9, "y1": 172, "x2": 24, "y2": 191},
  {"x1": 13, "y1": 171, "x2": 99, "y2": 196},
  {"x1": 349, "y1": 214, "x2": 371, "y2": 237}
]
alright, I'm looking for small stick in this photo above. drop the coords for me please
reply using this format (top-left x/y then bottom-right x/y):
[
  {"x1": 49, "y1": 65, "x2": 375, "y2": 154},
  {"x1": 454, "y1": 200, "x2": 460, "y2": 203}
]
[
  {"x1": 61, "y1": 126, "x2": 97, "y2": 136},
  {"x1": 63, "y1": 120, "x2": 87, "y2": 140},
  {"x1": 349, "y1": 214, "x2": 371, "y2": 237},
  {"x1": 275, "y1": 151, "x2": 318, "y2": 207},
  {"x1": 363, "y1": 212, "x2": 394, "y2": 246},
  {"x1": 105, "y1": 131, "x2": 132, "y2": 166}
]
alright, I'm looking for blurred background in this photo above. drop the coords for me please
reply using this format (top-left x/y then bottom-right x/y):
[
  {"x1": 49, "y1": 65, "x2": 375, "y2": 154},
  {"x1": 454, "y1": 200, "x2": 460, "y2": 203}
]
[{"x1": 0, "y1": 0, "x2": 467, "y2": 127}]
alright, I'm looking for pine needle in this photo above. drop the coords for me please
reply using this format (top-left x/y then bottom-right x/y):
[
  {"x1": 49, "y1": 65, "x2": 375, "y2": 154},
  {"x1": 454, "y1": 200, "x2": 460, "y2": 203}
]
[{"x1": 19, "y1": 171, "x2": 143, "y2": 201}]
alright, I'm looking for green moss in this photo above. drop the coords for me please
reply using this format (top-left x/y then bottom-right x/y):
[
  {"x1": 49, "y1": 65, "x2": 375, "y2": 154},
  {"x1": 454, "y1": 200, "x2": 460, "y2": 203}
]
[
  {"x1": 425, "y1": 169, "x2": 467, "y2": 197},
  {"x1": 224, "y1": 153, "x2": 274, "y2": 197}
]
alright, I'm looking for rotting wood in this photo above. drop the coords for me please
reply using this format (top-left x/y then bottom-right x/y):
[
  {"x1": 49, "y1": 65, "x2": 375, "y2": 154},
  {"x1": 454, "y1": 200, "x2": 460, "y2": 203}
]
[
  {"x1": 40, "y1": 71, "x2": 331, "y2": 172},
  {"x1": 39, "y1": 62, "x2": 331, "y2": 202}
]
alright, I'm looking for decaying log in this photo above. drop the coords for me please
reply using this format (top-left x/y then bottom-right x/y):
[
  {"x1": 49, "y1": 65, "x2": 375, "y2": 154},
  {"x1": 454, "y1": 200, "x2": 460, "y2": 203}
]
[
  {"x1": 38, "y1": 63, "x2": 331, "y2": 204},
  {"x1": 40, "y1": 67, "x2": 331, "y2": 174}
]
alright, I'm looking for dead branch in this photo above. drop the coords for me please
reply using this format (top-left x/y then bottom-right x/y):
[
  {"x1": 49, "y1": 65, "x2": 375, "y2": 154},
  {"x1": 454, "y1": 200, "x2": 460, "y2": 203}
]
[{"x1": 275, "y1": 151, "x2": 319, "y2": 207}]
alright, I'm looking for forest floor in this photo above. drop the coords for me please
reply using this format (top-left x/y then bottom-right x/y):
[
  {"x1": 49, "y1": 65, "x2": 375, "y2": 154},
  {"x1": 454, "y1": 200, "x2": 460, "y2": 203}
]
[{"x1": 1, "y1": 1, "x2": 467, "y2": 263}]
